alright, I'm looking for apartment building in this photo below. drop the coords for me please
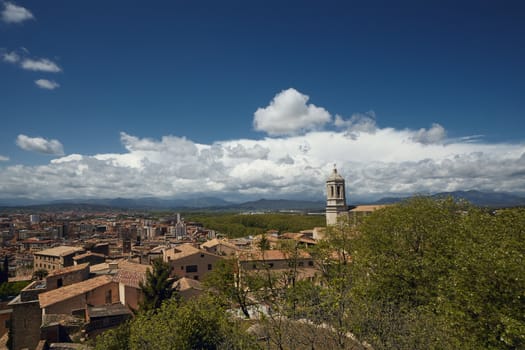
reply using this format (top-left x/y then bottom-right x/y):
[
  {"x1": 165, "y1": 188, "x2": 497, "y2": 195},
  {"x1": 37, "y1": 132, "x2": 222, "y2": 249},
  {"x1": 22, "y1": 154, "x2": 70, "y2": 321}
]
[
  {"x1": 34, "y1": 246, "x2": 85, "y2": 272},
  {"x1": 163, "y1": 244, "x2": 223, "y2": 281}
]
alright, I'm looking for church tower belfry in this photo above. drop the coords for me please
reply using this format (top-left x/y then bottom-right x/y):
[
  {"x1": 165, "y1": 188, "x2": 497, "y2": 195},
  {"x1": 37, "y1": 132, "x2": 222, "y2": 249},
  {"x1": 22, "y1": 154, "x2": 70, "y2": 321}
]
[{"x1": 326, "y1": 165, "x2": 348, "y2": 226}]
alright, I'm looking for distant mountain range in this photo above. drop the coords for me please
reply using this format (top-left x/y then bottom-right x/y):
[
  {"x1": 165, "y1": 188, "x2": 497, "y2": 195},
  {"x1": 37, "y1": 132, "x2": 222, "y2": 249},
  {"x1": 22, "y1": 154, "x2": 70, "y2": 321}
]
[
  {"x1": 0, "y1": 197, "x2": 325, "y2": 212},
  {"x1": 0, "y1": 190, "x2": 524, "y2": 212}
]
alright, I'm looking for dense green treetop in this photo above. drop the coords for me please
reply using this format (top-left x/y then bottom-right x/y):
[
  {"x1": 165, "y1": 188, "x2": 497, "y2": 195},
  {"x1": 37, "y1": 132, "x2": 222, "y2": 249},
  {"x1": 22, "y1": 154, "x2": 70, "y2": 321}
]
[{"x1": 185, "y1": 213, "x2": 325, "y2": 238}]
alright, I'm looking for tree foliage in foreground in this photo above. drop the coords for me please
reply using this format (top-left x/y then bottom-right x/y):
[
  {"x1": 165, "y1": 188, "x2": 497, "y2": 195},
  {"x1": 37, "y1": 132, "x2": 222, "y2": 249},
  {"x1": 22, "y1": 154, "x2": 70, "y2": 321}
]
[
  {"x1": 94, "y1": 295, "x2": 259, "y2": 350},
  {"x1": 349, "y1": 197, "x2": 525, "y2": 349}
]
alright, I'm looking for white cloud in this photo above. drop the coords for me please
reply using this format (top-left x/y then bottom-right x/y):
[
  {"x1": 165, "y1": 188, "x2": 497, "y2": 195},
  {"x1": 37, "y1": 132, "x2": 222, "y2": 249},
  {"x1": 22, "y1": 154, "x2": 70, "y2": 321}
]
[
  {"x1": 21, "y1": 58, "x2": 61, "y2": 72},
  {"x1": 334, "y1": 111, "x2": 377, "y2": 139},
  {"x1": 1, "y1": 2, "x2": 34, "y2": 23},
  {"x1": 16, "y1": 134, "x2": 64, "y2": 155},
  {"x1": 225, "y1": 144, "x2": 270, "y2": 159},
  {"x1": 2, "y1": 51, "x2": 20, "y2": 63},
  {"x1": 0, "y1": 155, "x2": 9, "y2": 161},
  {"x1": 1, "y1": 90, "x2": 524, "y2": 201},
  {"x1": 0, "y1": 127, "x2": 523, "y2": 202},
  {"x1": 411, "y1": 123, "x2": 447, "y2": 144},
  {"x1": 253, "y1": 88, "x2": 331, "y2": 136},
  {"x1": 34, "y1": 79, "x2": 60, "y2": 90}
]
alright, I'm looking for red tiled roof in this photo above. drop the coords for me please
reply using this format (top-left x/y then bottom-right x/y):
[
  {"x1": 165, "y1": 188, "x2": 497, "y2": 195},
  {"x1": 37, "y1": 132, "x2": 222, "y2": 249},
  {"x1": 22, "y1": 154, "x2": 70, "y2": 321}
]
[
  {"x1": 47, "y1": 263, "x2": 89, "y2": 277},
  {"x1": 238, "y1": 249, "x2": 311, "y2": 261},
  {"x1": 39, "y1": 275, "x2": 113, "y2": 308}
]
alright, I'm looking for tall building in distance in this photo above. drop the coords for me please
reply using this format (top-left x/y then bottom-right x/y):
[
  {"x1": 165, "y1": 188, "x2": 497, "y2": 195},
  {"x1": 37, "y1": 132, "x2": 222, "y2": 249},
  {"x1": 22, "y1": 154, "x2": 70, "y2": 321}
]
[{"x1": 325, "y1": 165, "x2": 348, "y2": 226}]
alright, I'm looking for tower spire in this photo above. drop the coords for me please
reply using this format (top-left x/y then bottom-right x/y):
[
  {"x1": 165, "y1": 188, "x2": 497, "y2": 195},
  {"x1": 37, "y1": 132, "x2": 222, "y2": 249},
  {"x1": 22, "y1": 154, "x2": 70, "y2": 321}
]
[{"x1": 326, "y1": 165, "x2": 348, "y2": 226}]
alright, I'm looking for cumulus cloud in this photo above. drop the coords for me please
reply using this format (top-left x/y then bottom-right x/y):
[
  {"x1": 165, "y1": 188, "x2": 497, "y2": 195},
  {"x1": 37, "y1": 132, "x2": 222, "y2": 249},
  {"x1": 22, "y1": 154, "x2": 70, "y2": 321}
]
[
  {"x1": 35, "y1": 79, "x2": 60, "y2": 90},
  {"x1": 253, "y1": 88, "x2": 331, "y2": 136},
  {"x1": 16, "y1": 134, "x2": 64, "y2": 155},
  {"x1": 335, "y1": 111, "x2": 377, "y2": 139},
  {"x1": 0, "y1": 155, "x2": 9, "y2": 162},
  {"x1": 2, "y1": 51, "x2": 20, "y2": 63},
  {"x1": 1, "y1": 2, "x2": 34, "y2": 23},
  {"x1": 21, "y1": 58, "x2": 61, "y2": 72},
  {"x1": 225, "y1": 144, "x2": 270, "y2": 159},
  {"x1": 411, "y1": 123, "x2": 447, "y2": 144},
  {"x1": 1, "y1": 90, "x2": 524, "y2": 201}
]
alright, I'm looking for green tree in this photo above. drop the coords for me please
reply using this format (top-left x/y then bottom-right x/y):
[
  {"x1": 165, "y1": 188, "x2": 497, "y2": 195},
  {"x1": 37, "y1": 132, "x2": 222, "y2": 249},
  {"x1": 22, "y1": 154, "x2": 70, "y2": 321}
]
[
  {"x1": 436, "y1": 207, "x2": 525, "y2": 349},
  {"x1": 204, "y1": 258, "x2": 264, "y2": 319},
  {"x1": 122, "y1": 296, "x2": 259, "y2": 350},
  {"x1": 139, "y1": 258, "x2": 177, "y2": 311},
  {"x1": 93, "y1": 321, "x2": 130, "y2": 350},
  {"x1": 349, "y1": 197, "x2": 525, "y2": 349}
]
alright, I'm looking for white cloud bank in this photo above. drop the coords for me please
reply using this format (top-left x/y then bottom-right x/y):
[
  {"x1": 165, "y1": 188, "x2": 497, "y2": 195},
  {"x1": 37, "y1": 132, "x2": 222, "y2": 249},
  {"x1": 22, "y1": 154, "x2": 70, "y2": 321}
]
[
  {"x1": 16, "y1": 135, "x2": 64, "y2": 155},
  {"x1": 35, "y1": 79, "x2": 60, "y2": 90},
  {"x1": 0, "y1": 155, "x2": 9, "y2": 162},
  {"x1": 1, "y1": 2, "x2": 33, "y2": 23},
  {"x1": 1, "y1": 89, "x2": 524, "y2": 201}
]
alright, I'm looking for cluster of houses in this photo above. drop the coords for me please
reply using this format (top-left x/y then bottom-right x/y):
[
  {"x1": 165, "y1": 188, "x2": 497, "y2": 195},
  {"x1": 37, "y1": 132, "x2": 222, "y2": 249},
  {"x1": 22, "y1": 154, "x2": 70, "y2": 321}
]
[{"x1": 3, "y1": 228, "x2": 324, "y2": 350}]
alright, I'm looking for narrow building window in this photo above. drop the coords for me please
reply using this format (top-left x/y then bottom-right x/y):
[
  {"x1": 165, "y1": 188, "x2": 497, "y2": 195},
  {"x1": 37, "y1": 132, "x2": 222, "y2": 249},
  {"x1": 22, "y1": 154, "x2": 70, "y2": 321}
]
[{"x1": 186, "y1": 265, "x2": 198, "y2": 273}]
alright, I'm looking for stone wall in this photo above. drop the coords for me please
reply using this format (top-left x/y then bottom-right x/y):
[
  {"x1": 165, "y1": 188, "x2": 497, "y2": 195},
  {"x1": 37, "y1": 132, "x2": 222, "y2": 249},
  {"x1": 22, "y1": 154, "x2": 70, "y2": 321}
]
[
  {"x1": 46, "y1": 266, "x2": 89, "y2": 292},
  {"x1": 9, "y1": 297, "x2": 42, "y2": 350}
]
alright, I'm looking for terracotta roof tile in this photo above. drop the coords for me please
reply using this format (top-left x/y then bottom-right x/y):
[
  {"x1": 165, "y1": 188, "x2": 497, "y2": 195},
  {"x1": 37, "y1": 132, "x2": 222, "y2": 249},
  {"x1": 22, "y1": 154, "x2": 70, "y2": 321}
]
[
  {"x1": 164, "y1": 244, "x2": 220, "y2": 261},
  {"x1": 238, "y1": 249, "x2": 311, "y2": 261},
  {"x1": 73, "y1": 252, "x2": 106, "y2": 260},
  {"x1": 35, "y1": 246, "x2": 85, "y2": 257},
  {"x1": 39, "y1": 275, "x2": 113, "y2": 308},
  {"x1": 47, "y1": 263, "x2": 89, "y2": 277},
  {"x1": 174, "y1": 277, "x2": 203, "y2": 291}
]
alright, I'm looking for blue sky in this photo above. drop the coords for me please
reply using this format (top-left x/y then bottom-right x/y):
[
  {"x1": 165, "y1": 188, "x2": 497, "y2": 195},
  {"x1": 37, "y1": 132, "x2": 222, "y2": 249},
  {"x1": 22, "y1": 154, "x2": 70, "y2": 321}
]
[{"x1": 1, "y1": 0, "x2": 524, "y2": 201}]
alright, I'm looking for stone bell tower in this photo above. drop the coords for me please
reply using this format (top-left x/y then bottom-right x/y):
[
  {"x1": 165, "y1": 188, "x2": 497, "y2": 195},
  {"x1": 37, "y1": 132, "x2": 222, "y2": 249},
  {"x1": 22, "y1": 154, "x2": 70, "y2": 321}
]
[{"x1": 326, "y1": 165, "x2": 348, "y2": 226}]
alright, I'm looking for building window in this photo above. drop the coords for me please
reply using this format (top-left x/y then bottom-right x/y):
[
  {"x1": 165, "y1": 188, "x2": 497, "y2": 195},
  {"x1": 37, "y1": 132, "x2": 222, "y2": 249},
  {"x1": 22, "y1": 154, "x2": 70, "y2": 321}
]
[
  {"x1": 207, "y1": 264, "x2": 212, "y2": 270},
  {"x1": 186, "y1": 265, "x2": 198, "y2": 273},
  {"x1": 298, "y1": 262, "x2": 304, "y2": 267},
  {"x1": 180, "y1": 266, "x2": 184, "y2": 270},
  {"x1": 308, "y1": 261, "x2": 314, "y2": 267},
  {"x1": 194, "y1": 276, "x2": 199, "y2": 280},
  {"x1": 105, "y1": 289, "x2": 112, "y2": 304},
  {"x1": 57, "y1": 278, "x2": 63, "y2": 288}
]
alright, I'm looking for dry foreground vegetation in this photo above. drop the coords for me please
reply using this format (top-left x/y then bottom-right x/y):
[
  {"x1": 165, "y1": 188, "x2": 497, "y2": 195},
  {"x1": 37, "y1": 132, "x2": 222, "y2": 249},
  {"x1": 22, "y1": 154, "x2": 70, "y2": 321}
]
[{"x1": 95, "y1": 197, "x2": 524, "y2": 350}]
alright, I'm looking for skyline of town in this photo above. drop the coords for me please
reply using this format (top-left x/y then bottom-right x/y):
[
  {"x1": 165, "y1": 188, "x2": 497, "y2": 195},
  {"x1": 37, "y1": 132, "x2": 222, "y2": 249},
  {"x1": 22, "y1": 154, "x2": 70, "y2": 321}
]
[{"x1": 1, "y1": 1, "x2": 524, "y2": 201}]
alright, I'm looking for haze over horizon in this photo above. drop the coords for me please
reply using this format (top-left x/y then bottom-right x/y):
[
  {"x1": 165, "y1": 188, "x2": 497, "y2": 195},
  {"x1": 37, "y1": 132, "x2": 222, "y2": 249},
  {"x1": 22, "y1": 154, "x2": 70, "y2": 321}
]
[{"x1": 1, "y1": 1, "x2": 524, "y2": 202}]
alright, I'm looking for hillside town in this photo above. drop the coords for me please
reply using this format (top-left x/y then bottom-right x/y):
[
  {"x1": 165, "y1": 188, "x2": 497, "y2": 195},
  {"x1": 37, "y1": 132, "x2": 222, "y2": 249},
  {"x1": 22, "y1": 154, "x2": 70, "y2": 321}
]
[{"x1": 0, "y1": 168, "x2": 384, "y2": 349}]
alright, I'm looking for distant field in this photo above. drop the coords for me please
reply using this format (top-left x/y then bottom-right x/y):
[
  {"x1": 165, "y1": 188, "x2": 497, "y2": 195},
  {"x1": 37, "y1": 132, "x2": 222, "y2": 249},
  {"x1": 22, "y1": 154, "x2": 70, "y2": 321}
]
[{"x1": 184, "y1": 212, "x2": 326, "y2": 238}]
